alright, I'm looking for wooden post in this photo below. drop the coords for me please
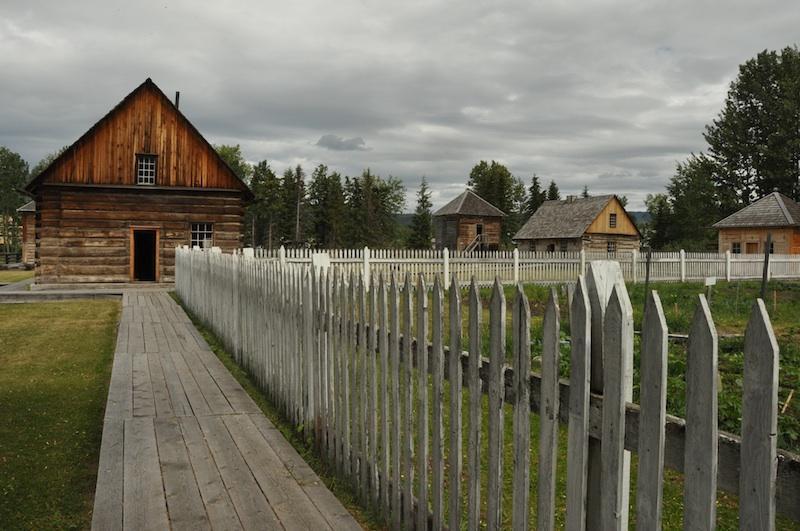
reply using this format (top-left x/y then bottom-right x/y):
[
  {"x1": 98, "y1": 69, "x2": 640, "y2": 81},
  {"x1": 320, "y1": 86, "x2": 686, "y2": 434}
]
[
  {"x1": 631, "y1": 249, "x2": 638, "y2": 284},
  {"x1": 740, "y1": 299, "x2": 779, "y2": 530},
  {"x1": 636, "y1": 290, "x2": 668, "y2": 529},
  {"x1": 680, "y1": 249, "x2": 686, "y2": 282},
  {"x1": 448, "y1": 275, "x2": 462, "y2": 531},
  {"x1": 431, "y1": 276, "x2": 445, "y2": 530},
  {"x1": 725, "y1": 250, "x2": 731, "y2": 282},
  {"x1": 761, "y1": 233, "x2": 772, "y2": 298},
  {"x1": 565, "y1": 276, "x2": 591, "y2": 531},
  {"x1": 684, "y1": 295, "x2": 718, "y2": 529},
  {"x1": 537, "y1": 289, "x2": 559, "y2": 530},
  {"x1": 486, "y1": 279, "x2": 506, "y2": 530},
  {"x1": 279, "y1": 245, "x2": 286, "y2": 266},
  {"x1": 416, "y1": 275, "x2": 429, "y2": 530},
  {"x1": 363, "y1": 246, "x2": 371, "y2": 288},
  {"x1": 513, "y1": 247, "x2": 520, "y2": 284},
  {"x1": 443, "y1": 247, "x2": 450, "y2": 283},
  {"x1": 580, "y1": 248, "x2": 586, "y2": 274},
  {"x1": 467, "y1": 278, "x2": 482, "y2": 530}
]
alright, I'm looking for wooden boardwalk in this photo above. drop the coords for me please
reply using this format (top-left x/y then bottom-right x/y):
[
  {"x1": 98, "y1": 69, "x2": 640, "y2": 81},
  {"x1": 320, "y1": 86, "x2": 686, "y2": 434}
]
[{"x1": 91, "y1": 291, "x2": 361, "y2": 531}]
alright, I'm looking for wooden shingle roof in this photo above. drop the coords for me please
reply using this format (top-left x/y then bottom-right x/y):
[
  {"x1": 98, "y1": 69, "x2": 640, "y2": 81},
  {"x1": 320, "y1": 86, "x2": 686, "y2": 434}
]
[
  {"x1": 713, "y1": 192, "x2": 800, "y2": 229},
  {"x1": 433, "y1": 189, "x2": 506, "y2": 217},
  {"x1": 514, "y1": 195, "x2": 617, "y2": 240}
]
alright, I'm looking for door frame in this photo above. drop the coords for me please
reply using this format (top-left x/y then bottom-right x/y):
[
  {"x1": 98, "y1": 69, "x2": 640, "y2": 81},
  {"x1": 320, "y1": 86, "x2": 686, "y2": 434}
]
[{"x1": 129, "y1": 226, "x2": 160, "y2": 282}]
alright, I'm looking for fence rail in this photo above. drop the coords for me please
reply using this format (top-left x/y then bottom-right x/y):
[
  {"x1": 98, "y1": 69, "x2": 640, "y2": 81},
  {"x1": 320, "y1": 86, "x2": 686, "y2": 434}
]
[
  {"x1": 176, "y1": 248, "x2": 799, "y2": 529},
  {"x1": 250, "y1": 246, "x2": 800, "y2": 285}
]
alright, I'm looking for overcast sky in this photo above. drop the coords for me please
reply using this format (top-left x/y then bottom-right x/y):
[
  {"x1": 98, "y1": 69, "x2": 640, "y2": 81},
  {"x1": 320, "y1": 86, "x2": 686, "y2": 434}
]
[{"x1": 2, "y1": 1, "x2": 798, "y2": 211}]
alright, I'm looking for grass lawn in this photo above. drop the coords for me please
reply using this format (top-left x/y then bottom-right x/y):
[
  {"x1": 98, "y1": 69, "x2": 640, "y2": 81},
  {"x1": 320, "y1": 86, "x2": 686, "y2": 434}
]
[
  {"x1": 0, "y1": 270, "x2": 34, "y2": 284},
  {"x1": 0, "y1": 300, "x2": 120, "y2": 530}
]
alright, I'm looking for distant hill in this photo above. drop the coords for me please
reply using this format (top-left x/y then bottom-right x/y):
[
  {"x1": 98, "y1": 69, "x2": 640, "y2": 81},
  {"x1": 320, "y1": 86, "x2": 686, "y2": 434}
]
[
  {"x1": 629, "y1": 211, "x2": 651, "y2": 226},
  {"x1": 396, "y1": 213, "x2": 414, "y2": 227}
]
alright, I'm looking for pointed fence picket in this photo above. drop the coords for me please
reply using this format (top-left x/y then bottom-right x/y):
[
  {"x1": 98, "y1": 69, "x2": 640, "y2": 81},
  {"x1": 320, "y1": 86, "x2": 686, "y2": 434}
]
[{"x1": 175, "y1": 247, "x2": 798, "y2": 530}]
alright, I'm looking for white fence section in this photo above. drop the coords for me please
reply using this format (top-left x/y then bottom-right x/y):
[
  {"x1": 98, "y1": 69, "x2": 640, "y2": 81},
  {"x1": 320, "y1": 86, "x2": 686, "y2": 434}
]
[
  {"x1": 176, "y1": 247, "x2": 800, "y2": 529},
  {"x1": 252, "y1": 246, "x2": 800, "y2": 285}
]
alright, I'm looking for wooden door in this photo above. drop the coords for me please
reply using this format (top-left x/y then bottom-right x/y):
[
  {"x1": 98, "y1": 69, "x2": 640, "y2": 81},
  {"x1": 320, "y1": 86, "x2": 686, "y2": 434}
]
[{"x1": 746, "y1": 242, "x2": 758, "y2": 254}]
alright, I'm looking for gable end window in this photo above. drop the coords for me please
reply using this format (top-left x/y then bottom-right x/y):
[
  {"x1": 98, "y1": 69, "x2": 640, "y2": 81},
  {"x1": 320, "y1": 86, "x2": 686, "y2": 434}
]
[
  {"x1": 136, "y1": 154, "x2": 157, "y2": 185},
  {"x1": 731, "y1": 242, "x2": 741, "y2": 254},
  {"x1": 609, "y1": 212, "x2": 618, "y2": 228},
  {"x1": 191, "y1": 223, "x2": 213, "y2": 248}
]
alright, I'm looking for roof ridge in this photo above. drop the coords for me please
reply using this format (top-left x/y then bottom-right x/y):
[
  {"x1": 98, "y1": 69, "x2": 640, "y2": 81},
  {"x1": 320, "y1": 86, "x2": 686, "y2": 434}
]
[
  {"x1": 774, "y1": 192, "x2": 795, "y2": 224},
  {"x1": 457, "y1": 190, "x2": 469, "y2": 212}
]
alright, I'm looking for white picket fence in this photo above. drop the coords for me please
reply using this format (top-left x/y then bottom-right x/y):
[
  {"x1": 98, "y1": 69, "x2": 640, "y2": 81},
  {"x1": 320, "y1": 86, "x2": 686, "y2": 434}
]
[
  {"x1": 252, "y1": 246, "x2": 800, "y2": 285},
  {"x1": 176, "y1": 247, "x2": 799, "y2": 529}
]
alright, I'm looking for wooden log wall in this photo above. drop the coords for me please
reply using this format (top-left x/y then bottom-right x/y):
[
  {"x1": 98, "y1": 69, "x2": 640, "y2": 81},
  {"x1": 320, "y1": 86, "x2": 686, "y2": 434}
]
[{"x1": 35, "y1": 186, "x2": 242, "y2": 283}]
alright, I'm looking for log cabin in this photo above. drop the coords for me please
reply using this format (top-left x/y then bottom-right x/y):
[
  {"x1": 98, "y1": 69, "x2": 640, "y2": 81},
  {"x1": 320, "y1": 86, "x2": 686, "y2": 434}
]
[
  {"x1": 24, "y1": 78, "x2": 252, "y2": 284},
  {"x1": 16, "y1": 200, "x2": 35, "y2": 264},
  {"x1": 713, "y1": 192, "x2": 800, "y2": 254},
  {"x1": 513, "y1": 194, "x2": 640, "y2": 253},
  {"x1": 432, "y1": 190, "x2": 506, "y2": 251}
]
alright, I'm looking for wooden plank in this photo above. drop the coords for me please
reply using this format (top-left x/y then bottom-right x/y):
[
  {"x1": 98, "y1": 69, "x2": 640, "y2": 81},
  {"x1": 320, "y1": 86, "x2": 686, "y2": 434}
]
[
  {"x1": 467, "y1": 278, "x2": 482, "y2": 530},
  {"x1": 430, "y1": 276, "x2": 445, "y2": 530},
  {"x1": 683, "y1": 294, "x2": 718, "y2": 530},
  {"x1": 402, "y1": 272, "x2": 415, "y2": 527},
  {"x1": 153, "y1": 322, "x2": 170, "y2": 352},
  {"x1": 512, "y1": 285, "x2": 532, "y2": 530},
  {"x1": 565, "y1": 276, "x2": 591, "y2": 531},
  {"x1": 147, "y1": 353, "x2": 173, "y2": 417},
  {"x1": 132, "y1": 353, "x2": 155, "y2": 417},
  {"x1": 115, "y1": 321, "x2": 129, "y2": 353},
  {"x1": 222, "y1": 414, "x2": 332, "y2": 530},
  {"x1": 105, "y1": 350, "x2": 133, "y2": 419},
  {"x1": 168, "y1": 350, "x2": 211, "y2": 416},
  {"x1": 487, "y1": 278, "x2": 506, "y2": 530},
  {"x1": 740, "y1": 299, "x2": 779, "y2": 530},
  {"x1": 157, "y1": 349, "x2": 193, "y2": 417},
  {"x1": 390, "y1": 274, "x2": 402, "y2": 529},
  {"x1": 123, "y1": 417, "x2": 169, "y2": 530},
  {"x1": 91, "y1": 418, "x2": 124, "y2": 531},
  {"x1": 358, "y1": 276, "x2": 368, "y2": 501},
  {"x1": 192, "y1": 347, "x2": 260, "y2": 414},
  {"x1": 416, "y1": 274, "x2": 429, "y2": 530},
  {"x1": 247, "y1": 414, "x2": 362, "y2": 531},
  {"x1": 600, "y1": 284, "x2": 633, "y2": 531},
  {"x1": 179, "y1": 416, "x2": 243, "y2": 530},
  {"x1": 178, "y1": 350, "x2": 234, "y2": 415},
  {"x1": 127, "y1": 322, "x2": 145, "y2": 353},
  {"x1": 367, "y1": 277, "x2": 379, "y2": 504},
  {"x1": 197, "y1": 415, "x2": 282, "y2": 529},
  {"x1": 636, "y1": 290, "x2": 668, "y2": 529},
  {"x1": 378, "y1": 276, "x2": 391, "y2": 514},
  {"x1": 447, "y1": 275, "x2": 463, "y2": 531},
  {"x1": 538, "y1": 289, "x2": 562, "y2": 531},
  {"x1": 153, "y1": 417, "x2": 210, "y2": 531}
]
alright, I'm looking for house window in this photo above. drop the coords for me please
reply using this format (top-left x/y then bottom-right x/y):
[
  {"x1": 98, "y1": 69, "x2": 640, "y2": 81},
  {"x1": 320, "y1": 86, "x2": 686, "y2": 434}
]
[
  {"x1": 191, "y1": 223, "x2": 213, "y2": 248},
  {"x1": 559, "y1": 240, "x2": 568, "y2": 252},
  {"x1": 731, "y1": 242, "x2": 741, "y2": 254},
  {"x1": 609, "y1": 213, "x2": 617, "y2": 228},
  {"x1": 769, "y1": 241, "x2": 775, "y2": 254},
  {"x1": 136, "y1": 154, "x2": 157, "y2": 185},
  {"x1": 607, "y1": 241, "x2": 617, "y2": 253}
]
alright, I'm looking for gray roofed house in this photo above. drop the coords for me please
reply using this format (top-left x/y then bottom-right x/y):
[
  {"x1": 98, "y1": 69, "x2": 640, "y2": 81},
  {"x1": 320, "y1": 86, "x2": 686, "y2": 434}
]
[
  {"x1": 513, "y1": 194, "x2": 640, "y2": 254},
  {"x1": 713, "y1": 192, "x2": 800, "y2": 254},
  {"x1": 432, "y1": 189, "x2": 506, "y2": 252}
]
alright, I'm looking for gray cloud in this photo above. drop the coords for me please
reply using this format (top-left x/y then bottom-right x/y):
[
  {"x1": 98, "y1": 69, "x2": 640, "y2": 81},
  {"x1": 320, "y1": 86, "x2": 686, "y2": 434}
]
[
  {"x1": 1, "y1": 0, "x2": 798, "y2": 212},
  {"x1": 316, "y1": 134, "x2": 369, "y2": 151}
]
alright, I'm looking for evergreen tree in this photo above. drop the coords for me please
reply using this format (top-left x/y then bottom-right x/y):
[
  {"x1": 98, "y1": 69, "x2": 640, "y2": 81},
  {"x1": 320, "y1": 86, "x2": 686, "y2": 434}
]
[
  {"x1": 704, "y1": 46, "x2": 800, "y2": 203},
  {"x1": 546, "y1": 180, "x2": 560, "y2": 201},
  {"x1": 278, "y1": 165, "x2": 307, "y2": 245},
  {"x1": 343, "y1": 169, "x2": 405, "y2": 247},
  {"x1": 581, "y1": 185, "x2": 590, "y2": 198},
  {"x1": 214, "y1": 144, "x2": 253, "y2": 182},
  {"x1": 525, "y1": 174, "x2": 546, "y2": 217},
  {"x1": 0, "y1": 147, "x2": 29, "y2": 254},
  {"x1": 307, "y1": 164, "x2": 346, "y2": 247},
  {"x1": 248, "y1": 160, "x2": 281, "y2": 248},
  {"x1": 408, "y1": 177, "x2": 433, "y2": 248}
]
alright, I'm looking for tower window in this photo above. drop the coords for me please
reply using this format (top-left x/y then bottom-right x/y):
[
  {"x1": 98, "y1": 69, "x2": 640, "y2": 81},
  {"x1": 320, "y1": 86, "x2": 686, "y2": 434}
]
[{"x1": 609, "y1": 213, "x2": 618, "y2": 228}]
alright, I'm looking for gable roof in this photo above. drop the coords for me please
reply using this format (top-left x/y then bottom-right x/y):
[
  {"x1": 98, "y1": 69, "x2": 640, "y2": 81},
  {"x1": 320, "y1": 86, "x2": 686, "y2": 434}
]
[
  {"x1": 514, "y1": 194, "x2": 638, "y2": 240},
  {"x1": 712, "y1": 192, "x2": 800, "y2": 229},
  {"x1": 16, "y1": 200, "x2": 35, "y2": 213},
  {"x1": 25, "y1": 78, "x2": 253, "y2": 199},
  {"x1": 433, "y1": 189, "x2": 506, "y2": 217}
]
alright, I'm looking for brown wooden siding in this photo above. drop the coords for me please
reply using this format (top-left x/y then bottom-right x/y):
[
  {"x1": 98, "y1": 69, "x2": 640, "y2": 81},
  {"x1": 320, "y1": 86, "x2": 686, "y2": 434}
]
[
  {"x1": 34, "y1": 186, "x2": 242, "y2": 283},
  {"x1": 435, "y1": 215, "x2": 502, "y2": 251},
  {"x1": 518, "y1": 235, "x2": 638, "y2": 253},
  {"x1": 38, "y1": 84, "x2": 246, "y2": 192},
  {"x1": 717, "y1": 227, "x2": 800, "y2": 254}
]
